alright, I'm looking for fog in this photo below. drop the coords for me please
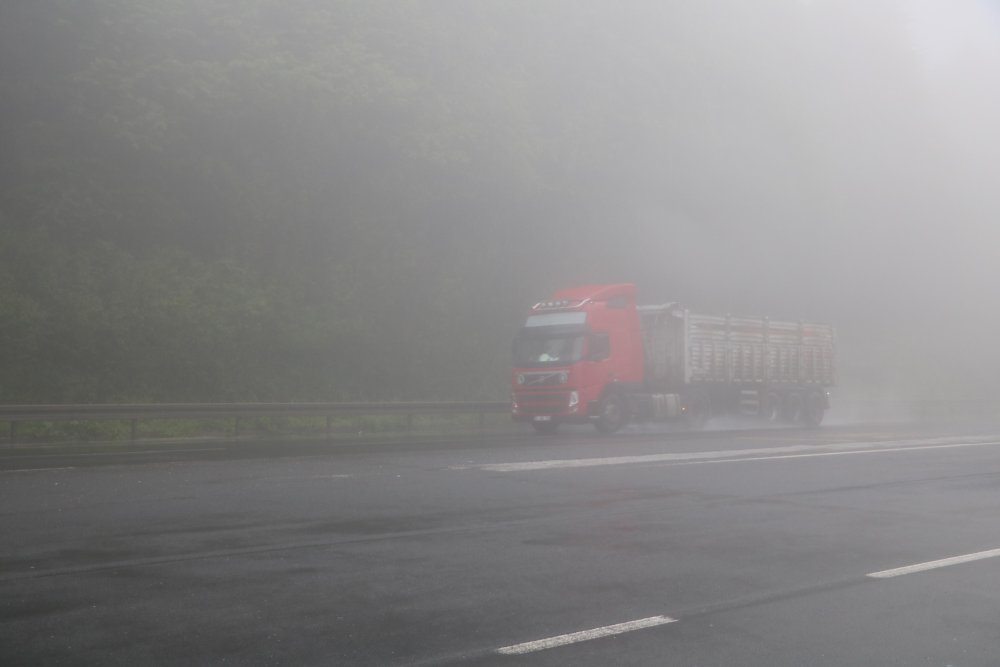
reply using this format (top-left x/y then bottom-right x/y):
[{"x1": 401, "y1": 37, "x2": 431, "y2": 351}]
[{"x1": 2, "y1": 0, "x2": 999, "y2": 402}]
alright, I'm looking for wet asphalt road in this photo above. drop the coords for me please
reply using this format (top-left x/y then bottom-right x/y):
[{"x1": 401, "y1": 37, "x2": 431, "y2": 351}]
[{"x1": 3, "y1": 420, "x2": 1000, "y2": 666}]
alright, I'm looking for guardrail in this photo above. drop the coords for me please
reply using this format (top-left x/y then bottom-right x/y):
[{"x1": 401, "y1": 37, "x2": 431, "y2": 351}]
[
  {"x1": 0, "y1": 401, "x2": 512, "y2": 443},
  {"x1": 3, "y1": 399, "x2": 998, "y2": 445}
]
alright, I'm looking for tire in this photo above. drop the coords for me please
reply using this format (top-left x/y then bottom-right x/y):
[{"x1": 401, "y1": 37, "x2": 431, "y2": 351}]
[
  {"x1": 594, "y1": 392, "x2": 628, "y2": 433},
  {"x1": 781, "y1": 392, "x2": 803, "y2": 424},
  {"x1": 801, "y1": 390, "x2": 826, "y2": 427},
  {"x1": 532, "y1": 421, "x2": 558, "y2": 435},
  {"x1": 761, "y1": 391, "x2": 782, "y2": 423},
  {"x1": 683, "y1": 391, "x2": 711, "y2": 430}
]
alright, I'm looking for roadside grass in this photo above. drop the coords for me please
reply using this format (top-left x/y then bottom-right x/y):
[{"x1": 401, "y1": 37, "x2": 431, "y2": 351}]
[{"x1": 1, "y1": 412, "x2": 517, "y2": 445}]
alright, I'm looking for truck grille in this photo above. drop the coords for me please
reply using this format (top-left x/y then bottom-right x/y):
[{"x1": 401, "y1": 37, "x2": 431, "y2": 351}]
[
  {"x1": 515, "y1": 392, "x2": 570, "y2": 415},
  {"x1": 518, "y1": 372, "x2": 566, "y2": 387}
]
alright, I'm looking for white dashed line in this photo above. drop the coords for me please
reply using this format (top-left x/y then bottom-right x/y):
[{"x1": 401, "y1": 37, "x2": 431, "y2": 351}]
[
  {"x1": 868, "y1": 548, "x2": 1000, "y2": 579},
  {"x1": 496, "y1": 615, "x2": 676, "y2": 655}
]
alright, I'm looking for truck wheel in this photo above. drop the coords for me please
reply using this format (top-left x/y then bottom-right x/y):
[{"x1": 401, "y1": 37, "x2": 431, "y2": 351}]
[
  {"x1": 761, "y1": 392, "x2": 782, "y2": 423},
  {"x1": 781, "y1": 392, "x2": 802, "y2": 423},
  {"x1": 802, "y1": 391, "x2": 826, "y2": 428},
  {"x1": 532, "y1": 421, "x2": 558, "y2": 435},
  {"x1": 684, "y1": 391, "x2": 710, "y2": 430},
  {"x1": 594, "y1": 393, "x2": 627, "y2": 433}
]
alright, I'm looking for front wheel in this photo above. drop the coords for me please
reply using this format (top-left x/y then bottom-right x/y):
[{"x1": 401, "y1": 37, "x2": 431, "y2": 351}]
[
  {"x1": 684, "y1": 391, "x2": 711, "y2": 430},
  {"x1": 594, "y1": 393, "x2": 627, "y2": 433}
]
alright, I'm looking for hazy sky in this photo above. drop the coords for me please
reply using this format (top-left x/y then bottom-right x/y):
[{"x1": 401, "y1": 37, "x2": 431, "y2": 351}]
[{"x1": 518, "y1": 0, "x2": 1000, "y2": 396}]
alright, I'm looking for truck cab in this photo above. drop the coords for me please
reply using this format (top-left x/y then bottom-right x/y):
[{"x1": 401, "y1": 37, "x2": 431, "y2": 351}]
[{"x1": 511, "y1": 284, "x2": 643, "y2": 433}]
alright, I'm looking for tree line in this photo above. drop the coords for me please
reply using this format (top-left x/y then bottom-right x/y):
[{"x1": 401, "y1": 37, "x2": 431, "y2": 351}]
[{"x1": 2, "y1": 1, "x2": 958, "y2": 402}]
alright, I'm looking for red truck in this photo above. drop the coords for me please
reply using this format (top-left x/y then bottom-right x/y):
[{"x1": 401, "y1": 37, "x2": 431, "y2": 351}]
[{"x1": 511, "y1": 284, "x2": 835, "y2": 433}]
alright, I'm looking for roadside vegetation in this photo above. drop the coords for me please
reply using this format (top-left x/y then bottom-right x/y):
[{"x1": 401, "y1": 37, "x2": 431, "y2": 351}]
[{"x1": 5, "y1": 413, "x2": 516, "y2": 444}]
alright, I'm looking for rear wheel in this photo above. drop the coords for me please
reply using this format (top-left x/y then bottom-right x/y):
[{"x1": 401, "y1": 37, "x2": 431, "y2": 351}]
[
  {"x1": 532, "y1": 421, "x2": 558, "y2": 435},
  {"x1": 684, "y1": 391, "x2": 711, "y2": 430},
  {"x1": 761, "y1": 391, "x2": 782, "y2": 423},
  {"x1": 594, "y1": 393, "x2": 627, "y2": 433},
  {"x1": 801, "y1": 391, "x2": 826, "y2": 427},
  {"x1": 781, "y1": 392, "x2": 803, "y2": 424}
]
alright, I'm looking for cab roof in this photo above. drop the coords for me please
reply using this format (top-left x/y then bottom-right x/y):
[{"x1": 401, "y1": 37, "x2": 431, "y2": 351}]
[{"x1": 550, "y1": 283, "x2": 636, "y2": 303}]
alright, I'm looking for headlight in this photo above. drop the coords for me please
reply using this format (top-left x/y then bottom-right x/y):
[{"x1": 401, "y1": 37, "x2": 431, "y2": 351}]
[
  {"x1": 517, "y1": 374, "x2": 525, "y2": 385},
  {"x1": 568, "y1": 391, "x2": 579, "y2": 408}
]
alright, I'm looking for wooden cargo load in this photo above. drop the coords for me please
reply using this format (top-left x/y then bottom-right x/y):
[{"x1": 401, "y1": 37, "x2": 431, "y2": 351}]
[{"x1": 639, "y1": 305, "x2": 835, "y2": 390}]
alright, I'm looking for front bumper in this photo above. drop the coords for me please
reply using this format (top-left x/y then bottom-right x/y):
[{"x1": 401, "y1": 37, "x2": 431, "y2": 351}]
[
  {"x1": 511, "y1": 390, "x2": 587, "y2": 422},
  {"x1": 513, "y1": 413, "x2": 593, "y2": 425}
]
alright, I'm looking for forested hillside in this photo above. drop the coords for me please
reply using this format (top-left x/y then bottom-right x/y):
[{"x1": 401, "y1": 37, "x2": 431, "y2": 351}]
[{"x1": 3, "y1": 1, "x2": 999, "y2": 402}]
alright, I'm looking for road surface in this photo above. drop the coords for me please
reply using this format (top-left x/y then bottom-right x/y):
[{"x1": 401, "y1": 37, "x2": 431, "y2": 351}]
[{"x1": 4, "y1": 420, "x2": 1000, "y2": 665}]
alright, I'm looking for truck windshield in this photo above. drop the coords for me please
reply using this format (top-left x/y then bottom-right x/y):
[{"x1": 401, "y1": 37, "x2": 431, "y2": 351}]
[{"x1": 513, "y1": 335, "x2": 585, "y2": 367}]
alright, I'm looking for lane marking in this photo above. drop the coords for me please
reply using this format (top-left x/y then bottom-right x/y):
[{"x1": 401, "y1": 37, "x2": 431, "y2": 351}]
[
  {"x1": 457, "y1": 437, "x2": 1000, "y2": 473},
  {"x1": 868, "y1": 548, "x2": 1000, "y2": 579},
  {"x1": 663, "y1": 441, "x2": 1000, "y2": 467},
  {"x1": 496, "y1": 615, "x2": 676, "y2": 655},
  {"x1": 1, "y1": 466, "x2": 76, "y2": 473}
]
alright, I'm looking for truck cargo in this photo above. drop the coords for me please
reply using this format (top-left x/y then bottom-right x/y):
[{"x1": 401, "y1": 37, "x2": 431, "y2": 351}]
[{"x1": 511, "y1": 283, "x2": 835, "y2": 433}]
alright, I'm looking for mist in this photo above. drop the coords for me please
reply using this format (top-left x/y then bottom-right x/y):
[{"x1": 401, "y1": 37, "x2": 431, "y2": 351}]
[{"x1": 2, "y1": 0, "x2": 999, "y2": 403}]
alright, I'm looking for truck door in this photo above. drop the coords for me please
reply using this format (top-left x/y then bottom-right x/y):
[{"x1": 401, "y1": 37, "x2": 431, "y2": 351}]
[{"x1": 584, "y1": 331, "x2": 613, "y2": 405}]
